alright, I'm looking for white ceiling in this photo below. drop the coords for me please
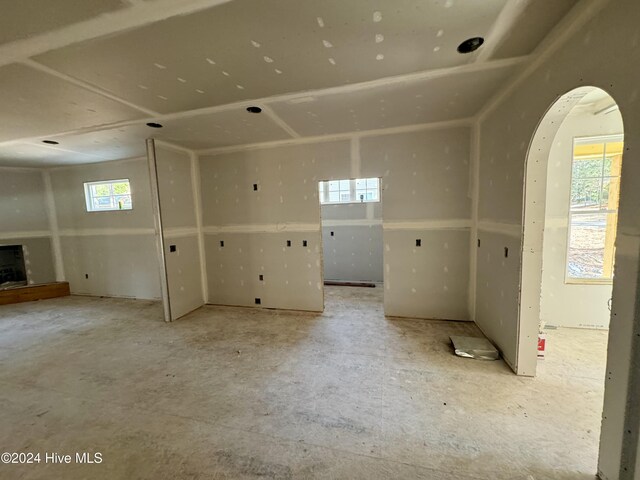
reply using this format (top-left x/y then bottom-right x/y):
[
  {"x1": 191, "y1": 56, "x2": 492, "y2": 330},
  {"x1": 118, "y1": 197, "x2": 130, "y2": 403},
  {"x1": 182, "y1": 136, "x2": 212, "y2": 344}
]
[{"x1": 0, "y1": 0, "x2": 580, "y2": 166}]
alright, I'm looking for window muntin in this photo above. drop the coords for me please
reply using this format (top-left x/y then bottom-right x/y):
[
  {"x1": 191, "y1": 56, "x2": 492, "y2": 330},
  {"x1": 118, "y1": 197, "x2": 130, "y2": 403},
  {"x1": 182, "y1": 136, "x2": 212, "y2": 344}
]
[
  {"x1": 566, "y1": 135, "x2": 623, "y2": 283},
  {"x1": 84, "y1": 179, "x2": 133, "y2": 212},
  {"x1": 319, "y1": 178, "x2": 380, "y2": 204}
]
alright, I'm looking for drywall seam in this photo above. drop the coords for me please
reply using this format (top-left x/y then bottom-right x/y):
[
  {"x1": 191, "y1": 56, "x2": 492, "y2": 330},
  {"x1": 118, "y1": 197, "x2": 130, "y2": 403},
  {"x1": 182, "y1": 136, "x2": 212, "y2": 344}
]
[
  {"x1": 163, "y1": 227, "x2": 200, "y2": 238},
  {"x1": 202, "y1": 220, "x2": 471, "y2": 233},
  {"x1": 476, "y1": 0, "x2": 612, "y2": 123},
  {"x1": 41, "y1": 170, "x2": 65, "y2": 281},
  {"x1": 0, "y1": 53, "x2": 515, "y2": 149},
  {"x1": 202, "y1": 224, "x2": 320, "y2": 234},
  {"x1": 383, "y1": 220, "x2": 471, "y2": 231},
  {"x1": 468, "y1": 120, "x2": 481, "y2": 320},
  {"x1": 47, "y1": 155, "x2": 145, "y2": 172},
  {"x1": 146, "y1": 138, "x2": 171, "y2": 322},
  {"x1": 474, "y1": 0, "x2": 531, "y2": 63},
  {"x1": 198, "y1": 118, "x2": 474, "y2": 156},
  {"x1": 58, "y1": 228, "x2": 155, "y2": 236},
  {"x1": 190, "y1": 151, "x2": 208, "y2": 303},
  {"x1": 322, "y1": 219, "x2": 382, "y2": 227},
  {"x1": 20, "y1": 59, "x2": 159, "y2": 116},
  {"x1": 259, "y1": 105, "x2": 300, "y2": 138},
  {"x1": 477, "y1": 221, "x2": 522, "y2": 237},
  {"x1": 0, "y1": 165, "x2": 45, "y2": 172},
  {"x1": 350, "y1": 137, "x2": 361, "y2": 178},
  {"x1": 154, "y1": 139, "x2": 195, "y2": 155},
  {"x1": 0, "y1": 0, "x2": 234, "y2": 67},
  {"x1": 159, "y1": 56, "x2": 529, "y2": 122},
  {"x1": 0, "y1": 230, "x2": 52, "y2": 239}
]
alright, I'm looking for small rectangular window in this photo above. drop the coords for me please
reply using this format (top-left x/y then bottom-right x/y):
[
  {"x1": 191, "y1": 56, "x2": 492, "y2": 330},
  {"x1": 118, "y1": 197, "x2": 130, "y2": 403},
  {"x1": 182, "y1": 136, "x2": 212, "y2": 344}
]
[
  {"x1": 84, "y1": 179, "x2": 133, "y2": 212},
  {"x1": 319, "y1": 177, "x2": 380, "y2": 204},
  {"x1": 566, "y1": 135, "x2": 623, "y2": 283}
]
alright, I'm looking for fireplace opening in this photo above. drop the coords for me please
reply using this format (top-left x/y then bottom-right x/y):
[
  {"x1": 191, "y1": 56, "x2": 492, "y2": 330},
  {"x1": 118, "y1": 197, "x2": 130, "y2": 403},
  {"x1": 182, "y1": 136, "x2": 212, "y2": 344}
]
[{"x1": 0, "y1": 245, "x2": 28, "y2": 290}]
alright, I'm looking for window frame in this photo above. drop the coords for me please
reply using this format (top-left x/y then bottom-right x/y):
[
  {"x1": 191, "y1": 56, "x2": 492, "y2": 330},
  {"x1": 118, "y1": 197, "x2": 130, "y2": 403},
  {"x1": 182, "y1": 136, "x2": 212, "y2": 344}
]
[
  {"x1": 319, "y1": 177, "x2": 380, "y2": 205},
  {"x1": 565, "y1": 134, "x2": 623, "y2": 285},
  {"x1": 83, "y1": 179, "x2": 133, "y2": 213}
]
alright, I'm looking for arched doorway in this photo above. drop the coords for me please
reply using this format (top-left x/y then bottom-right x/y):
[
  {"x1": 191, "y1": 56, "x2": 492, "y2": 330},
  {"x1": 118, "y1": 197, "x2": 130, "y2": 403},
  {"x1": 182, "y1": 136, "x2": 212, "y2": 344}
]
[
  {"x1": 517, "y1": 86, "x2": 623, "y2": 374},
  {"x1": 518, "y1": 86, "x2": 625, "y2": 475}
]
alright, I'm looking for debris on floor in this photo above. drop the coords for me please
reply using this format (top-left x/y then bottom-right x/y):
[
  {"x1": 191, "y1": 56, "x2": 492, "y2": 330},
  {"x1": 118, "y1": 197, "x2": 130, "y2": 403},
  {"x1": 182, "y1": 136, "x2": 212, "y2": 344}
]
[{"x1": 450, "y1": 335, "x2": 499, "y2": 360}]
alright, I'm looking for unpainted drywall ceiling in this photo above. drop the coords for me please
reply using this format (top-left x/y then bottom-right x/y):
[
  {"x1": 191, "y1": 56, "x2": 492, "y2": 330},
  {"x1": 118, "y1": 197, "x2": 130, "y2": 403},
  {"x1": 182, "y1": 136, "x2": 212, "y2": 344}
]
[
  {"x1": 490, "y1": 0, "x2": 581, "y2": 60},
  {"x1": 0, "y1": 63, "x2": 145, "y2": 143},
  {"x1": 0, "y1": 0, "x2": 582, "y2": 166},
  {"x1": 33, "y1": 0, "x2": 507, "y2": 114},
  {"x1": 269, "y1": 62, "x2": 517, "y2": 136},
  {"x1": 0, "y1": 0, "x2": 128, "y2": 46}
]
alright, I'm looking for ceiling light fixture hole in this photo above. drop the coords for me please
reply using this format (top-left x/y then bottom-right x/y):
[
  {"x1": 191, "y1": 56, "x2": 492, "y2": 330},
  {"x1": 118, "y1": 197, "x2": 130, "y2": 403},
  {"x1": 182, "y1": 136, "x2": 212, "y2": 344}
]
[
  {"x1": 246, "y1": 106, "x2": 262, "y2": 114},
  {"x1": 457, "y1": 37, "x2": 484, "y2": 54},
  {"x1": 42, "y1": 140, "x2": 59, "y2": 145},
  {"x1": 146, "y1": 122, "x2": 163, "y2": 128}
]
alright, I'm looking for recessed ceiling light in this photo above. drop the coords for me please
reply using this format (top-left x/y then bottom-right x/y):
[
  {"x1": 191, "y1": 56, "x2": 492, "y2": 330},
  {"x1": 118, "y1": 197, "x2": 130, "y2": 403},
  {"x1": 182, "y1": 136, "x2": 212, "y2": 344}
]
[
  {"x1": 457, "y1": 37, "x2": 484, "y2": 54},
  {"x1": 42, "y1": 140, "x2": 59, "y2": 145},
  {"x1": 246, "y1": 106, "x2": 262, "y2": 113},
  {"x1": 146, "y1": 122, "x2": 163, "y2": 128}
]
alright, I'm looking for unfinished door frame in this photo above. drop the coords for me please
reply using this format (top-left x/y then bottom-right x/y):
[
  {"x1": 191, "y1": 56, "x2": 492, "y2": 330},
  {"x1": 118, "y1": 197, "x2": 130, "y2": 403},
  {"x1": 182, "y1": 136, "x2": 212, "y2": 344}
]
[
  {"x1": 317, "y1": 176, "x2": 384, "y2": 307},
  {"x1": 146, "y1": 138, "x2": 172, "y2": 322}
]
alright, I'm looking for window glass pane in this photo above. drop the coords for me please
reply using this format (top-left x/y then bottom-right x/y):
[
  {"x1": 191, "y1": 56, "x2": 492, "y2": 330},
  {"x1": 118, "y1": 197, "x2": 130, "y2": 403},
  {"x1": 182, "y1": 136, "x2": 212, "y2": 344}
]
[
  {"x1": 355, "y1": 178, "x2": 366, "y2": 189},
  {"x1": 368, "y1": 189, "x2": 378, "y2": 200},
  {"x1": 93, "y1": 196, "x2": 114, "y2": 210},
  {"x1": 339, "y1": 179, "x2": 350, "y2": 190},
  {"x1": 567, "y1": 213, "x2": 607, "y2": 279},
  {"x1": 112, "y1": 182, "x2": 130, "y2": 195},
  {"x1": 329, "y1": 191, "x2": 339, "y2": 202},
  {"x1": 366, "y1": 178, "x2": 379, "y2": 189},
  {"x1": 340, "y1": 192, "x2": 350, "y2": 202},
  {"x1": 115, "y1": 195, "x2": 132, "y2": 210},
  {"x1": 572, "y1": 158, "x2": 603, "y2": 179},
  {"x1": 356, "y1": 189, "x2": 367, "y2": 201},
  {"x1": 92, "y1": 184, "x2": 111, "y2": 197},
  {"x1": 571, "y1": 178, "x2": 601, "y2": 210},
  {"x1": 328, "y1": 181, "x2": 339, "y2": 192}
]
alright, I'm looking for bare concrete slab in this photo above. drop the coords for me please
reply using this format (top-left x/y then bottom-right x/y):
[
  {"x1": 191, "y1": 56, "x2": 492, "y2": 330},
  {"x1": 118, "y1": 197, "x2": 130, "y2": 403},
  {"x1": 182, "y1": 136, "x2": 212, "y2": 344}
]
[{"x1": 0, "y1": 287, "x2": 603, "y2": 479}]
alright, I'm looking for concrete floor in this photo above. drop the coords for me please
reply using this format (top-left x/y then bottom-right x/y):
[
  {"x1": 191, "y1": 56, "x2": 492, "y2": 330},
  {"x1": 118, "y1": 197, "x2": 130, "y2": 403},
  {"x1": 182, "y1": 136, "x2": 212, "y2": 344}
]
[{"x1": 0, "y1": 286, "x2": 607, "y2": 479}]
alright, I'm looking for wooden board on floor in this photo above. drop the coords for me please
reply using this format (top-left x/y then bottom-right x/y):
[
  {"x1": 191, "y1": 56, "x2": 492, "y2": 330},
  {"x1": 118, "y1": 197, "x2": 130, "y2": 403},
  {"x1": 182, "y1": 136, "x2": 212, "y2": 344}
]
[
  {"x1": 324, "y1": 281, "x2": 376, "y2": 288},
  {"x1": 0, "y1": 282, "x2": 70, "y2": 305}
]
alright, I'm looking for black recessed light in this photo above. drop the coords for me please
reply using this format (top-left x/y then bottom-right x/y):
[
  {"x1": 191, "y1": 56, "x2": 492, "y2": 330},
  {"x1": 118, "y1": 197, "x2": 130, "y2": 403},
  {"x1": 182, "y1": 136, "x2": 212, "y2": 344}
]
[
  {"x1": 42, "y1": 140, "x2": 59, "y2": 145},
  {"x1": 146, "y1": 122, "x2": 163, "y2": 128},
  {"x1": 457, "y1": 37, "x2": 484, "y2": 54},
  {"x1": 246, "y1": 106, "x2": 262, "y2": 114}
]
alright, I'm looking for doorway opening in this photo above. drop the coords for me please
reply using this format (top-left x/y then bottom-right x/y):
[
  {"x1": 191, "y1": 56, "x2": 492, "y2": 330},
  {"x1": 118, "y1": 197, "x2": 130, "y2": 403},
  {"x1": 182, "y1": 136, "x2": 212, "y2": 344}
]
[
  {"x1": 318, "y1": 177, "x2": 384, "y2": 309},
  {"x1": 518, "y1": 86, "x2": 624, "y2": 474}
]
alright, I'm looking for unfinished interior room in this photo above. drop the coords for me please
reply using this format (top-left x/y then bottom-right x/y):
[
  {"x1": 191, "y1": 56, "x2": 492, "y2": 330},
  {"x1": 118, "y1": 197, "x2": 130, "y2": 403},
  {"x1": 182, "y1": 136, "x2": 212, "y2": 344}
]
[{"x1": 1, "y1": 1, "x2": 639, "y2": 479}]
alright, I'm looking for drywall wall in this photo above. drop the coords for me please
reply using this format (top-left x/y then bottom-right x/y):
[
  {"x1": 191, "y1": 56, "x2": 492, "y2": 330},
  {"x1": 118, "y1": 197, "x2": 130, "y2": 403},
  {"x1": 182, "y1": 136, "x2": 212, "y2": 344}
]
[
  {"x1": 200, "y1": 125, "x2": 471, "y2": 319},
  {"x1": 154, "y1": 144, "x2": 204, "y2": 320},
  {"x1": 0, "y1": 168, "x2": 56, "y2": 284},
  {"x1": 540, "y1": 107, "x2": 623, "y2": 330},
  {"x1": 474, "y1": 0, "x2": 640, "y2": 476},
  {"x1": 49, "y1": 157, "x2": 161, "y2": 299},
  {"x1": 321, "y1": 202, "x2": 383, "y2": 283}
]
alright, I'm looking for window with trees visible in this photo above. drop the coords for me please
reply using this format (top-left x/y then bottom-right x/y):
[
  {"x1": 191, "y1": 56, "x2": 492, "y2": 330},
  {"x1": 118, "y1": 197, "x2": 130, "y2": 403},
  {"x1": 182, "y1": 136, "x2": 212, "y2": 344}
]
[
  {"x1": 318, "y1": 178, "x2": 380, "y2": 204},
  {"x1": 566, "y1": 135, "x2": 623, "y2": 283},
  {"x1": 84, "y1": 179, "x2": 133, "y2": 212}
]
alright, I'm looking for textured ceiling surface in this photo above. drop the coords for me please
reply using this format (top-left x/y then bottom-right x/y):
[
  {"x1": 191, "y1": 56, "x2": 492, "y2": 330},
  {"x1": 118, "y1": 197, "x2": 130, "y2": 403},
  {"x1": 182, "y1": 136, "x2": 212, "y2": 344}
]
[{"x1": 0, "y1": 0, "x2": 580, "y2": 166}]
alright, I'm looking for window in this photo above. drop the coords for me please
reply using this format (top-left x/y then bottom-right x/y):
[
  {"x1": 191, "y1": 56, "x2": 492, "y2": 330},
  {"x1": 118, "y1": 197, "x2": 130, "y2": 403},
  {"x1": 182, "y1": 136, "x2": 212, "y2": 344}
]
[
  {"x1": 566, "y1": 135, "x2": 623, "y2": 283},
  {"x1": 84, "y1": 179, "x2": 133, "y2": 212},
  {"x1": 319, "y1": 178, "x2": 380, "y2": 204}
]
